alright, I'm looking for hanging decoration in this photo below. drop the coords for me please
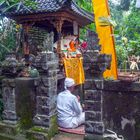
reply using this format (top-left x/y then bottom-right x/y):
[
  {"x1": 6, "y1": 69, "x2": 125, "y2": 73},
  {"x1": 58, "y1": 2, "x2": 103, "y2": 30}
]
[{"x1": 92, "y1": 0, "x2": 118, "y2": 79}]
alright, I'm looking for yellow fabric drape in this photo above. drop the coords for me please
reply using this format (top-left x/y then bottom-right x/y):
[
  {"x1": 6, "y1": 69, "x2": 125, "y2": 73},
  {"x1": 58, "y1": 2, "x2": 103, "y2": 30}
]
[
  {"x1": 92, "y1": 0, "x2": 118, "y2": 79},
  {"x1": 63, "y1": 58, "x2": 85, "y2": 85}
]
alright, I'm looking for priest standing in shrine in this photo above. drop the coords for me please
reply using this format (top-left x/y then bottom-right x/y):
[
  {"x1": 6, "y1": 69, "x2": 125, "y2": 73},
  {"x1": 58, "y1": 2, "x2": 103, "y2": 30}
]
[{"x1": 57, "y1": 78, "x2": 85, "y2": 128}]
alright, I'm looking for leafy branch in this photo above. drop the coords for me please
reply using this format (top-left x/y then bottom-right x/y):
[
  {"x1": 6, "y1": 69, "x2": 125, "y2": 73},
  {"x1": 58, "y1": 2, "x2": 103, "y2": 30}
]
[{"x1": 0, "y1": 0, "x2": 37, "y2": 13}]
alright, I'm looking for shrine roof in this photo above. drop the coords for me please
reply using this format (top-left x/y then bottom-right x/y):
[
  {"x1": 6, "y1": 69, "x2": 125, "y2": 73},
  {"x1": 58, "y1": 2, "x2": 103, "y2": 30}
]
[{"x1": 0, "y1": 0, "x2": 94, "y2": 25}]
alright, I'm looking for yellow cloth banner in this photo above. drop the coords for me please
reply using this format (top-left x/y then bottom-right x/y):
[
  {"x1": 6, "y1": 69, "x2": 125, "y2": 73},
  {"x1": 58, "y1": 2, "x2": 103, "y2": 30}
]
[
  {"x1": 92, "y1": 0, "x2": 118, "y2": 79},
  {"x1": 63, "y1": 58, "x2": 85, "y2": 85}
]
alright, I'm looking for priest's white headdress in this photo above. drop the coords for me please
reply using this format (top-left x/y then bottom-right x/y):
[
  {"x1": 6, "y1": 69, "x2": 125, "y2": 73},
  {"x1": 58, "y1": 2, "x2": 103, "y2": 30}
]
[{"x1": 64, "y1": 78, "x2": 75, "y2": 89}]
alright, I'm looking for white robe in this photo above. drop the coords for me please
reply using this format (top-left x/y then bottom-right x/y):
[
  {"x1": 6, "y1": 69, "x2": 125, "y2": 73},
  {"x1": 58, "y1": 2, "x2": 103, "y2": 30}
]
[{"x1": 57, "y1": 90, "x2": 85, "y2": 128}]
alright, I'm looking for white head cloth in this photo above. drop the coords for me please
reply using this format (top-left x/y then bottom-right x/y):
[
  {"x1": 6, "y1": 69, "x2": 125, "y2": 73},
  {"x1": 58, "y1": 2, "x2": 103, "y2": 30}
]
[{"x1": 64, "y1": 78, "x2": 75, "y2": 89}]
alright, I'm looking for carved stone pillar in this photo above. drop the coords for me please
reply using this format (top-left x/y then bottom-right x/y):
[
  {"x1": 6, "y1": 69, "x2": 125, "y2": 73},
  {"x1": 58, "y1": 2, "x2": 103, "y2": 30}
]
[
  {"x1": 33, "y1": 75, "x2": 58, "y2": 127},
  {"x1": 84, "y1": 79, "x2": 104, "y2": 136},
  {"x1": 2, "y1": 79, "x2": 17, "y2": 123},
  {"x1": 27, "y1": 52, "x2": 59, "y2": 140},
  {"x1": 0, "y1": 78, "x2": 20, "y2": 138},
  {"x1": 84, "y1": 31, "x2": 112, "y2": 139}
]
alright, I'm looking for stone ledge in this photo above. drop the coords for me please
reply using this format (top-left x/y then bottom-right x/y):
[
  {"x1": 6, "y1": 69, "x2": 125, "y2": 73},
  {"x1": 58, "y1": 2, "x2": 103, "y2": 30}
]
[
  {"x1": 2, "y1": 79, "x2": 15, "y2": 88},
  {"x1": 104, "y1": 80, "x2": 140, "y2": 92},
  {"x1": 0, "y1": 133, "x2": 27, "y2": 140},
  {"x1": 0, "y1": 122, "x2": 19, "y2": 136},
  {"x1": 36, "y1": 86, "x2": 57, "y2": 96},
  {"x1": 84, "y1": 80, "x2": 104, "y2": 90},
  {"x1": 0, "y1": 133, "x2": 16, "y2": 140},
  {"x1": 26, "y1": 129, "x2": 49, "y2": 140},
  {"x1": 40, "y1": 77, "x2": 57, "y2": 87}
]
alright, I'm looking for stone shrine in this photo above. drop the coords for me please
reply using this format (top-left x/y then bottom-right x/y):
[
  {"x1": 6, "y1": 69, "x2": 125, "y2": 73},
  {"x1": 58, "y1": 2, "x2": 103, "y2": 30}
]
[
  {"x1": 0, "y1": 1, "x2": 94, "y2": 140},
  {"x1": 1, "y1": 0, "x2": 140, "y2": 140}
]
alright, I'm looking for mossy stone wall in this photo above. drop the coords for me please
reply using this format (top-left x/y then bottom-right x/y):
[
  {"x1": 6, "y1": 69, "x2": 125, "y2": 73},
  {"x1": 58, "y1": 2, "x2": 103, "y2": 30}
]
[
  {"x1": 15, "y1": 78, "x2": 38, "y2": 129},
  {"x1": 103, "y1": 80, "x2": 140, "y2": 140}
]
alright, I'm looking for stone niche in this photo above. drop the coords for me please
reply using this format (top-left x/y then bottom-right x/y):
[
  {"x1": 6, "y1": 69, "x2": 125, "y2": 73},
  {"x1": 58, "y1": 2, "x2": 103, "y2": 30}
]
[{"x1": 103, "y1": 80, "x2": 140, "y2": 140}]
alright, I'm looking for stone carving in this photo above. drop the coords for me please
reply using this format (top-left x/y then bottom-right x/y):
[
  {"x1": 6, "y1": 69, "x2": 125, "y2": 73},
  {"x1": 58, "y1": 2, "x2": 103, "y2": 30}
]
[
  {"x1": 33, "y1": 115, "x2": 50, "y2": 127},
  {"x1": 33, "y1": 52, "x2": 58, "y2": 127},
  {"x1": 33, "y1": 78, "x2": 57, "y2": 127},
  {"x1": 33, "y1": 52, "x2": 58, "y2": 73},
  {"x1": 2, "y1": 79, "x2": 17, "y2": 122},
  {"x1": 43, "y1": 32, "x2": 54, "y2": 52},
  {"x1": 85, "y1": 121, "x2": 105, "y2": 134},
  {"x1": 85, "y1": 111, "x2": 101, "y2": 122},
  {"x1": 0, "y1": 53, "x2": 24, "y2": 78},
  {"x1": 84, "y1": 53, "x2": 112, "y2": 79},
  {"x1": 84, "y1": 30, "x2": 112, "y2": 79},
  {"x1": 87, "y1": 30, "x2": 101, "y2": 51}
]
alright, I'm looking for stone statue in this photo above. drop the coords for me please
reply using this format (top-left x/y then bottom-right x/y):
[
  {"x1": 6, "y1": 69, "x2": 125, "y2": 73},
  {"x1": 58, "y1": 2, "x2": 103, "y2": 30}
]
[{"x1": 43, "y1": 32, "x2": 54, "y2": 52}]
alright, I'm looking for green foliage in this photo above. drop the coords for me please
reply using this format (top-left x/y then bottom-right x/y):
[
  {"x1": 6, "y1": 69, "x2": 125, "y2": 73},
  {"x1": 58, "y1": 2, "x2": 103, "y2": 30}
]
[
  {"x1": 76, "y1": 0, "x2": 93, "y2": 12},
  {"x1": 125, "y1": 9, "x2": 140, "y2": 40},
  {"x1": 76, "y1": 0, "x2": 95, "y2": 39},
  {"x1": 0, "y1": 0, "x2": 37, "y2": 62},
  {"x1": 47, "y1": 115, "x2": 58, "y2": 140},
  {"x1": 128, "y1": 40, "x2": 140, "y2": 56},
  {"x1": 109, "y1": 0, "x2": 140, "y2": 68},
  {"x1": 80, "y1": 23, "x2": 96, "y2": 41},
  {"x1": 0, "y1": 17, "x2": 16, "y2": 60},
  {"x1": 115, "y1": 45, "x2": 128, "y2": 68},
  {"x1": 0, "y1": 0, "x2": 37, "y2": 13}
]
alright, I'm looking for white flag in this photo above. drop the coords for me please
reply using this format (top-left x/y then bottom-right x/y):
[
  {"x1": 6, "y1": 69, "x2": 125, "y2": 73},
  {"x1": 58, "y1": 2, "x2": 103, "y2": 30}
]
[{"x1": 136, "y1": 0, "x2": 140, "y2": 8}]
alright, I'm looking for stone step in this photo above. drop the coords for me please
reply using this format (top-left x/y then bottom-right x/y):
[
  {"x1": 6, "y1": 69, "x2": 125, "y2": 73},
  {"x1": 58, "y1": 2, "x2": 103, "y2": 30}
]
[
  {"x1": 0, "y1": 122, "x2": 19, "y2": 136},
  {"x1": 0, "y1": 133, "x2": 27, "y2": 140},
  {"x1": 85, "y1": 133, "x2": 103, "y2": 140}
]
